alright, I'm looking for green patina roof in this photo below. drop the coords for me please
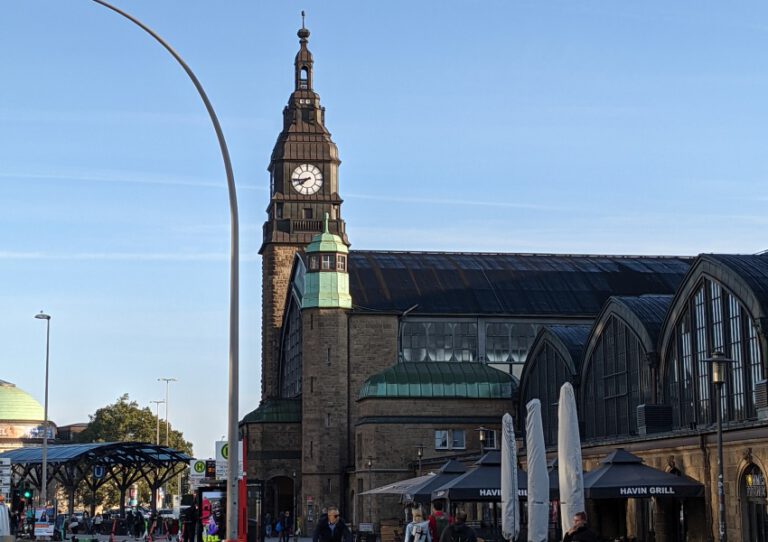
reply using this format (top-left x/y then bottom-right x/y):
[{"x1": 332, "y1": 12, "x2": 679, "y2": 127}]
[
  {"x1": 306, "y1": 214, "x2": 348, "y2": 254},
  {"x1": 359, "y1": 363, "x2": 517, "y2": 400},
  {"x1": 240, "y1": 398, "x2": 301, "y2": 424},
  {"x1": 0, "y1": 380, "x2": 44, "y2": 421}
]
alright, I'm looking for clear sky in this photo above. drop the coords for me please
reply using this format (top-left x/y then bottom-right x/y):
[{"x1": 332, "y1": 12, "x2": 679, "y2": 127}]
[{"x1": 1, "y1": 1, "x2": 767, "y2": 459}]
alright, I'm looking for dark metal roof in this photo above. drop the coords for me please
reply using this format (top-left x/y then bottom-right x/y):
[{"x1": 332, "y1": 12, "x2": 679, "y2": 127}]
[
  {"x1": 545, "y1": 325, "x2": 591, "y2": 365},
  {"x1": 359, "y1": 362, "x2": 517, "y2": 400},
  {"x1": 241, "y1": 399, "x2": 302, "y2": 424},
  {"x1": 348, "y1": 251, "x2": 691, "y2": 316},
  {"x1": 707, "y1": 253, "x2": 768, "y2": 314},
  {"x1": 0, "y1": 442, "x2": 191, "y2": 465},
  {"x1": 612, "y1": 295, "x2": 674, "y2": 345}
]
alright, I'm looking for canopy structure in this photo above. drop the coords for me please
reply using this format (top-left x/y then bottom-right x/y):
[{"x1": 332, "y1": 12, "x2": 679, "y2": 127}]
[
  {"x1": 360, "y1": 460, "x2": 468, "y2": 505},
  {"x1": 431, "y1": 452, "x2": 528, "y2": 502},
  {"x1": 0, "y1": 442, "x2": 191, "y2": 514},
  {"x1": 583, "y1": 449, "x2": 704, "y2": 499}
]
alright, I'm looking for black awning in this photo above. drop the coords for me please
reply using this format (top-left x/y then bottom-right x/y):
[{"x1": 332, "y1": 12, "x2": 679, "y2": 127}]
[
  {"x1": 583, "y1": 449, "x2": 704, "y2": 499},
  {"x1": 431, "y1": 452, "x2": 527, "y2": 502},
  {"x1": 404, "y1": 460, "x2": 468, "y2": 503}
]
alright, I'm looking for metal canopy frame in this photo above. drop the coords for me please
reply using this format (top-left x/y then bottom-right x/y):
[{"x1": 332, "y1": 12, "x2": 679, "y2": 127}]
[{"x1": 0, "y1": 442, "x2": 191, "y2": 515}]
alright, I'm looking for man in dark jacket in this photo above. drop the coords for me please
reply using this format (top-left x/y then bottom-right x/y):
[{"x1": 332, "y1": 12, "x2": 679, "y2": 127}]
[
  {"x1": 313, "y1": 507, "x2": 351, "y2": 542},
  {"x1": 438, "y1": 510, "x2": 476, "y2": 542},
  {"x1": 562, "y1": 512, "x2": 598, "y2": 542}
]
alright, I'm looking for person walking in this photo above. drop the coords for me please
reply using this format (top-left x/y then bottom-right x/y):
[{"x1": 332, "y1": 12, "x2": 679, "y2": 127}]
[
  {"x1": 0, "y1": 495, "x2": 11, "y2": 539},
  {"x1": 562, "y1": 512, "x2": 598, "y2": 542},
  {"x1": 438, "y1": 510, "x2": 476, "y2": 542},
  {"x1": 427, "y1": 501, "x2": 452, "y2": 542},
  {"x1": 265, "y1": 513, "x2": 272, "y2": 538},
  {"x1": 312, "y1": 507, "x2": 351, "y2": 542},
  {"x1": 404, "y1": 508, "x2": 430, "y2": 542}
]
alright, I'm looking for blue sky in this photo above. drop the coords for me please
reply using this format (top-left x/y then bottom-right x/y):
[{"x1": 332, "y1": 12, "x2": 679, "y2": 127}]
[{"x1": 1, "y1": 1, "x2": 767, "y2": 459}]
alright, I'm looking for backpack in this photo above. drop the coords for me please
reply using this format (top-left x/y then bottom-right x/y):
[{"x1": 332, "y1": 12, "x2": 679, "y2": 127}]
[{"x1": 433, "y1": 514, "x2": 449, "y2": 541}]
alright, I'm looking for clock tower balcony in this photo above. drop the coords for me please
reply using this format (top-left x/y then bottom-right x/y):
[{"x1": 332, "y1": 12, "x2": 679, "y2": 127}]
[{"x1": 261, "y1": 217, "x2": 348, "y2": 250}]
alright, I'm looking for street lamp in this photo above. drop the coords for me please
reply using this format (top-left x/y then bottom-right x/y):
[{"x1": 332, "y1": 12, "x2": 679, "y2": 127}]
[
  {"x1": 150, "y1": 400, "x2": 165, "y2": 445},
  {"x1": 157, "y1": 377, "x2": 177, "y2": 445},
  {"x1": 705, "y1": 351, "x2": 734, "y2": 542},
  {"x1": 89, "y1": 3, "x2": 240, "y2": 540},
  {"x1": 414, "y1": 444, "x2": 424, "y2": 476},
  {"x1": 476, "y1": 426, "x2": 488, "y2": 455},
  {"x1": 34, "y1": 311, "x2": 51, "y2": 507},
  {"x1": 292, "y1": 470, "x2": 297, "y2": 542},
  {"x1": 366, "y1": 457, "x2": 374, "y2": 523}
]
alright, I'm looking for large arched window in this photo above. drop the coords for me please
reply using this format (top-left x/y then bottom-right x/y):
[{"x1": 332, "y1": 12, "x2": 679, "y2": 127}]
[
  {"x1": 582, "y1": 315, "x2": 652, "y2": 439},
  {"x1": 665, "y1": 278, "x2": 763, "y2": 427},
  {"x1": 280, "y1": 299, "x2": 303, "y2": 398}
]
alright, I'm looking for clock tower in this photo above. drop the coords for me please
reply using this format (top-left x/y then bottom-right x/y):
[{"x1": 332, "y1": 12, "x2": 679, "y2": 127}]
[{"x1": 260, "y1": 22, "x2": 349, "y2": 400}]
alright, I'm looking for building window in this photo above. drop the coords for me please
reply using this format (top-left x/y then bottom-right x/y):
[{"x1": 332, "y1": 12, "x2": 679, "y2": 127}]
[
  {"x1": 309, "y1": 255, "x2": 319, "y2": 271},
  {"x1": 275, "y1": 202, "x2": 283, "y2": 219},
  {"x1": 483, "y1": 429, "x2": 498, "y2": 449},
  {"x1": 434, "y1": 430, "x2": 449, "y2": 450},
  {"x1": 321, "y1": 254, "x2": 334, "y2": 270},
  {"x1": 337, "y1": 254, "x2": 347, "y2": 272},
  {"x1": 303, "y1": 208, "x2": 313, "y2": 219},
  {"x1": 279, "y1": 300, "x2": 303, "y2": 398},
  {"x1": 665, "y1": 279, "x2": 764, "y2": 427},
  {"x1": 435, "y1": 429, "x2": 465, "y2": 450}
]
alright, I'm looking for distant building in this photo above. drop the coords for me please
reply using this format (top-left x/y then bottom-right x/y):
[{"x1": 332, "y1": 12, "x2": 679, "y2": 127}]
[
  {"x1": 241, "y1": 22, "x2": 768, "y2": 542},
  {"x1": 0, "y1": 379, "x2": 54, "y2": 453}
]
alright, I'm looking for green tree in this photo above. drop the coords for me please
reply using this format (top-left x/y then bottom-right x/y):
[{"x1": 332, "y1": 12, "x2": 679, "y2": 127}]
[{"x1": 75, "y1": 394, "x2": 193, "y2": 509}]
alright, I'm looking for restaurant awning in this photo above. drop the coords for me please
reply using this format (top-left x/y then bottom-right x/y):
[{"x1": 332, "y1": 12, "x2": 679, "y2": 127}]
[
  {"x1": 583, "y1": 449, "x2": 704, "y2": 499},
  {"x1": 432, "y1": 452, "x2": 526, "y2": 502},
  {"x1": 403, "y1": 459, "x2": 468, "y2": 503}
]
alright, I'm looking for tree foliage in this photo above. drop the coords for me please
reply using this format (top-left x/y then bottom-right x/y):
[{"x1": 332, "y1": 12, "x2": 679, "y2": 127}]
[{"x1": 76, "y1": 393, "x2": 193, "y2": 454}]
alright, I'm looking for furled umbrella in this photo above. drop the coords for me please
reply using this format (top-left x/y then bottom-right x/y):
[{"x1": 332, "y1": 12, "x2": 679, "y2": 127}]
[
  {"x1": 501, "y1": 413, "x2": 520, "y2": 541},
  {"x1": 526, "y1": 399, "x2": 549, "y2": 542},
  {"x1": 557, "y1": 382, "x2": 585, "y2": 534}
]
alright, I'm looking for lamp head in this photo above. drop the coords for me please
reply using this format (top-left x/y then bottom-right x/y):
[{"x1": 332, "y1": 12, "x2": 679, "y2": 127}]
[
  {"x1": 704, "y1": 351, "x2": 734, "y2": 385},
  {"x1": 35, "y1": 312, "x2": 51, "y2": 321}
]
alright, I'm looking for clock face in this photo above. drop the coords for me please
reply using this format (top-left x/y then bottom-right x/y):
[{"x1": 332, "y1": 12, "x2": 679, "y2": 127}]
[{"x1": 291, "y1": 164, "x2": 323, "y2": 195}]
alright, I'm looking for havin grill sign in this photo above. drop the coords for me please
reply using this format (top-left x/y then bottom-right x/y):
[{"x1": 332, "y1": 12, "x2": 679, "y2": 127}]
[{"x1": 619, "y1": 486, "x2": 676, "y2": 496}]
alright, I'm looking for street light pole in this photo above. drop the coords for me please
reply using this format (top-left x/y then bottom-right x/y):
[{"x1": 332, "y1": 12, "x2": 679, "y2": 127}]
[
  {"x1": 706, "y1": 351, "x2": 734, "y2": 542},
  {"x1": 34, "y1": 311, "x2": 51, "y2": 507},
  {"x1": 150, "y1": 400, "x2": 165, "y2": 445},
  {"x1": 88, "y1": 4, "x2": 239, "y2": 540},
  {"x1": 157, "y1": 378, "x2": 176, "y2": 445},
  {"x1": 414, "y1": 445, "x2": 424, "y2": 477}
]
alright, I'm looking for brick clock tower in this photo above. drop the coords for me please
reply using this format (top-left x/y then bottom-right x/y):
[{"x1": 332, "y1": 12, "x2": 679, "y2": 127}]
[{"x1": 260, "y1": 22, "x2": 349, "y2": 401}]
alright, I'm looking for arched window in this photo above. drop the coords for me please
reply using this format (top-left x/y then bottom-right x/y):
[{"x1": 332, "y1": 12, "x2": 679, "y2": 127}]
[
  {"x1": 280, "y1": 299, "x2": 303, "y2": 398},
  {"x1": 665, "y1": 279, "x2": 764, "y2": 427},
  {"x1": 582, "y1": 315, "x2": 651, "y2": 439},
  {"x1": 520, "y1": 343, "x2": 572, "y2": 446},
  {"x1": 299, "y1": 66, "x2": 309, "y2": 89}
]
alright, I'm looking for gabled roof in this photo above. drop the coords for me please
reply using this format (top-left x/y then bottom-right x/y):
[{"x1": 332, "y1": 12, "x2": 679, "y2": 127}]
[
  {"x1": 359, "y1": 362, "x2": 517, "y2": 400},
  {"x1": 707, "y1": 253, "x2": 768, "y2": 314},
  {"x1": 347, "y1": 251, "x2": 691, "y2": 317},
  {"x1": 611, "y1": 295, "x2": 673, "y2": 345}
]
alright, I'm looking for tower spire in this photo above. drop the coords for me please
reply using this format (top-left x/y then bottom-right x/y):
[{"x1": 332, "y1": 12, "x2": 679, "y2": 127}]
[
  {"x1": 295, "y1": 12, "x2": 313, "y2": 90},
  {"x1": 301, "y1": 10, "x2": 306, "y2": 30}
]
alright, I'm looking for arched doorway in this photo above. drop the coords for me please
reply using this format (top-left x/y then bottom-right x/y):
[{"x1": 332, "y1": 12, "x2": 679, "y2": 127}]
[
  {"x1": 741, "y1": 463, "x2": 768, "y2": 541},
  {"x1": 266, "y1": 476, "x2": 296, "y2": 526}
]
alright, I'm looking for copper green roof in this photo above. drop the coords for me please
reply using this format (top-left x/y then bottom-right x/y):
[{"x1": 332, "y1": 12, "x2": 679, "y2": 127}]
[
  {"x1": 240, "y1": 399, "x2": 301, "y2": 424},
  {"x1": 0, "y1": 380, "x2": 44, "y2": 422},
  {"x1": 359, "y1": 363, "x2": 517, "y2": 400},
  {"x1": 306, "y1": 214, "x2": 349, "y2": 254}
]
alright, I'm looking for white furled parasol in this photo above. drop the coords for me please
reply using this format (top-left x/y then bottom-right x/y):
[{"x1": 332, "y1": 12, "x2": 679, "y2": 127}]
[
  {"x1": 557, "y1": 382, "x2": 585, "y2": 534},
  {"x1": 501, "y1": 412, "x2": 520, "y2": 541},
  {"x1": 525, "y1": 399, "x2": 549, "y2": 542}
]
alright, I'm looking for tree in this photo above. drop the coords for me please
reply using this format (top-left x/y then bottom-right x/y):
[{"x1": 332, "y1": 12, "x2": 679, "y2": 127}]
[{"x1": 74, "y1": 394, "x2": 194, "y2": 509}]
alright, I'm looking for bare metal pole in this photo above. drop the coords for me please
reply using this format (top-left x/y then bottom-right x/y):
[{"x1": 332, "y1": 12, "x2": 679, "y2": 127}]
[
  {"x1": 158, "y1": 377, "x2": 176, "y2": 445},
  {"x1": 150, "y1": 400, "x2": 165, "y2": 445},
  {"x1": 35, "y1": 311, "x2": 51, "y2": 508},
  {"x1": 89, "y1": 2, "x2": 240, "y2": 539}
]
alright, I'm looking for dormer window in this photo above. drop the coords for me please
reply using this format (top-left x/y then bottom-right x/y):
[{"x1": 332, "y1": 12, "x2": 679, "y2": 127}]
[{"x1": 309, "y1": 255, "x2": 319, "y2": 271}]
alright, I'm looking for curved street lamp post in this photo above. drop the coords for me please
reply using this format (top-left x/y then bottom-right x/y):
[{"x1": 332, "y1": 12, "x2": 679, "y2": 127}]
[
  {"x1": 34, "y1": 311, "x2": 51, "y2": 507},
  {"x1": 89, "y1": 2, "x2": 240, "y2": 539}
]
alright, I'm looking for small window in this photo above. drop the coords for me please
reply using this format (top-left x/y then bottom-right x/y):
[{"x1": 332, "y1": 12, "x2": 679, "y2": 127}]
[
  {"x1": 435, "y1": 430, "x2": 449, "y2": 450},
  {"x1": 483, "y1": 430, "x2": 498, "y2": 450},
  {"x1": 321, "y1": 254, "x2": 334, "y2": 270},
  {"x1": 303, "y1": 208, "x2": 313, "y2": 219},
  {"x1": 275, "y1": 203, "x2": 284, "y2": 219},
  {"x1": 309, "y1": 255, "x2": 319, "y2": 271},
  {"x1": 337, "y1": 255, "x2": 347, "y2": 272},
  {"x1": 452, "y1": 430, "x2": 466, "y2": 450},
  {"x1": 300, "y1": 67, "x2": 309, "y2": 89}
]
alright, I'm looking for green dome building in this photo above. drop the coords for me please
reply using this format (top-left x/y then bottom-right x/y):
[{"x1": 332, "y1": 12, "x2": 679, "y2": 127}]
[{"x1": 0, "y1": 379, "x2": 46, "y2": 453}]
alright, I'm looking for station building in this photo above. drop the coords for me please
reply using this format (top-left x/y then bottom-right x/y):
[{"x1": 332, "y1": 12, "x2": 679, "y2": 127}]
[{"x1": 241, "y1": 23, "x2": 768, "y2": 542}]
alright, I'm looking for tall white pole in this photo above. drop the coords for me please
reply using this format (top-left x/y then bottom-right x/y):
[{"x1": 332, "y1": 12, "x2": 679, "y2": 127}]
[
  {"x1": 88, "y1": 4, "x2": 238, "y2": 538},
  {"x1": 158, "y1": 378, "x2": 176, "y2": 445},
  {"x1": 150, "y1": 400, "x2": 165, "y2": 445},
  {"x1": 35, "y1": 311, "x2": 51, "y2": 508}
]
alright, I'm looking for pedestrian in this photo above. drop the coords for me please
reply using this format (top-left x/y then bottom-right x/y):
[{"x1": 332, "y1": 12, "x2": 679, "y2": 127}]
[
  {"x1": 183, "y1": 504, "x2": 199, "y2": 542},
  {"x1": 403, "y1": 508, "x2": 430, "y2": 542},
  {"x1": 265, "y1": 513, "x2": 272, "y2": 538},
  {"x1": 312, "y1": 507, "x2": 351, "y2": 542},
  {"x1": 427, "y1": 501, "x2": 452, "y2": 542},
  {"x1": 277, "y1": 511, "x2": 290, "y2": 542},
  {"x1": 312, "y1": 509, "x2": 328, "y2": 542},
  {"x1": 562, "y1": 512, "x2": 598, "y2": 542},
  {"x1": 0, "y1": 495, "x2": 11, "y2": 538},
  {"x1": 438, "y1": 509, "x2": 476, "y2": 542}
]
